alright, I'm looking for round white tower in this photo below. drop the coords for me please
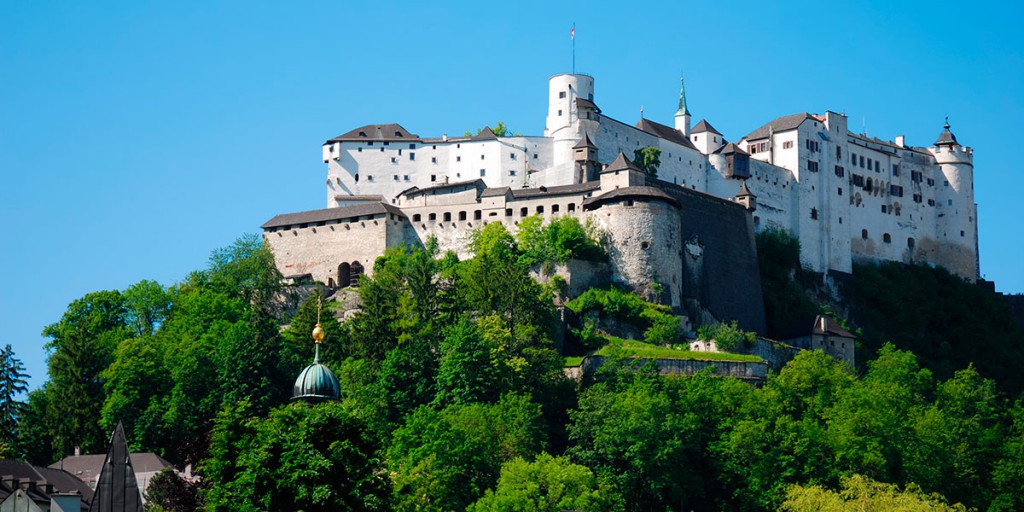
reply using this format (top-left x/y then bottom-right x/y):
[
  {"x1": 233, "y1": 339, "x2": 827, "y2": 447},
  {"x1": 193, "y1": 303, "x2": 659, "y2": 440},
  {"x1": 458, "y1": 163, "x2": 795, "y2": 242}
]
[
  {"x1": 929, "y1": 119, "x2": 978, "y2": 279},
  {"x1": 545, "y1": 74, "x2": 594, "y2": 168}
]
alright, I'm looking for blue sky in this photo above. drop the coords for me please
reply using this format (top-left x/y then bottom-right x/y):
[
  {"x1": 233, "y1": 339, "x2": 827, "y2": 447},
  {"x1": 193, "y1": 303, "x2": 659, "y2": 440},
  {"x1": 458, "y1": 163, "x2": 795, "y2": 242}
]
[{"x1": 2, "y1": 0, "x2": 1022, "y2": 390}]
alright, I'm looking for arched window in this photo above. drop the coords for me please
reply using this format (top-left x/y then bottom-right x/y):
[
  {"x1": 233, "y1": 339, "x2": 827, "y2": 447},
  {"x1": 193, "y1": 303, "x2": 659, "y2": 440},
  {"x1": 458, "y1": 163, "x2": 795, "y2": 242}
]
[
  {"x1": 338, "y1": 262, "x2": 351, "y2": 288},
  {"x1": 883, "y1": 233, "x2": 892, "y2": 244},
  {"x1": 908, "y1": 237, "x2": 915, "y2": 249},
  {"x1": 349, "y1": 261, "x2": 364, "y2": 286},
  {"x1": 861, "y1": 229, "x2": 868, "y2": 240}
]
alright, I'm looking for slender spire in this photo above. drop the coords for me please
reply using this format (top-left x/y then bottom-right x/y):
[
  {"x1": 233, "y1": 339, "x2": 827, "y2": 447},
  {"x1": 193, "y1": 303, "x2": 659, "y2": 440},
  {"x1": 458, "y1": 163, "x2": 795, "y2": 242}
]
[
  {"x1": 676, "y1": 76, "x2": 690, "y2": 117},
  {"x1": 311, "y1": 295, "x2": 325, "y2": 363}
]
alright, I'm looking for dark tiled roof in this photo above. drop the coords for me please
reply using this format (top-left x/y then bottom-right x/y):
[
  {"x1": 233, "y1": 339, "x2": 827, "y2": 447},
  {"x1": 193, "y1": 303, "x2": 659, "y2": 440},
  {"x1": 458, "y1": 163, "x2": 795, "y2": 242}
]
[
  {"x1": 572, "y1": 132, "x2": 597, "y2": 149},
  {"x1": 326, "y1": 123, "x2": 420, "y2": 143},
  {"x1": 481, "y1": 186, "x2": 511, "y2": 198},
  {"x1": 575, "y1": 97, "x2": 601, "y2": 113},
  {"x1": 776, "y1": 315, "x2": 856, "y2": 341},
  {"x1": 583, "y1": 186, "x2": 681, "y2": 209},
  {"x1": 262, "y1": 202, "x2": 406, "y2": 229},
  {"x1": 50, "y1": 454, "x2": 170, "y2": 482},
  {"x1": 472, "y1": 127, "x2": 499, "y2": 140},
  {"x1": 510, "y1": 182, "x2": 600, "y2": 199},
  {"x1": 934, "y1": 120, "x2": 958, "y2": 146},
  {"x1": 744, "y1": 113, "x2": 815, "y2": 141},
  {"x1": 716, "y1": 142, "x2": 748, "y2": 156},
  {"x1": 333, "y1": 195, "x2": 384, "y2": 202},
  {"x1": 400, "y1": 179, "x2": 486, "y2": 198},
  {"x1": 602, "y1": 152, "x2": 642, "y2": 173},
  {"x1": 634, "y1": 118, "x2": 698, "y2": 150},
  {"x1": 0, "y1": 459, "x2": 94, "y2": 506},
  {"x1": 691, "y1": 119, "x2": 722, "y2": 135}
]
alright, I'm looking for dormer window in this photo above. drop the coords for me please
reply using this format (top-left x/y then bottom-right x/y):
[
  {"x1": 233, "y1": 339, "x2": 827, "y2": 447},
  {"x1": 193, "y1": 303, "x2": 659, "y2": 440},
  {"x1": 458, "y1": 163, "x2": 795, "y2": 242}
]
[
  {"x1": 358, "y1": 131, "x2": 367, "y2": 137},
  {"x1": 395, "y1": 131, "x2": 403, "y2": 137}
]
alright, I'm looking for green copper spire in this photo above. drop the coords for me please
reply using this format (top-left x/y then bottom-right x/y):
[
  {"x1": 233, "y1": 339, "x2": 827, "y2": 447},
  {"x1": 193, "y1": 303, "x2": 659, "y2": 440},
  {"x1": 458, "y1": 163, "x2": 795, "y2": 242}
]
[{"x1": 676, "y1": 76, "x2": 690, "y2": 117}]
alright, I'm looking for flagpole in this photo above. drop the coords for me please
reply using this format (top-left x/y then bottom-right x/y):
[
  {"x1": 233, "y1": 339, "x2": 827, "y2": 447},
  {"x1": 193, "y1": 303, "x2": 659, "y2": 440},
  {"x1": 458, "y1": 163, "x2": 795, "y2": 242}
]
[{"x1": 571, "y1": 23, "x2": 575, "y2": 74}]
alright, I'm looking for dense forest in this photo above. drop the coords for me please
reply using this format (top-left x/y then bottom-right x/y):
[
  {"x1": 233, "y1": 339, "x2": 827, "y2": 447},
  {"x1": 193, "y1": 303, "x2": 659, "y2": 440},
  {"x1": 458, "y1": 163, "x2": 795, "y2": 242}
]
[{"x1": 2, "y1": 220, "x2": 1024, "y2": 511}]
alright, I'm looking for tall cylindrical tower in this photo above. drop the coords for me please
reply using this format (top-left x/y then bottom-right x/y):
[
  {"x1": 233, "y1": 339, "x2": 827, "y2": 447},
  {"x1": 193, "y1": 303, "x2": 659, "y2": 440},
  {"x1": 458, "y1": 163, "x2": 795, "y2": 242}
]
[
  {"x1": 929, "y1": 120, "x2": 978, "y2": 279},
  {"x1": 545, "y1": 74, "x2": 594, "y2": 168}
]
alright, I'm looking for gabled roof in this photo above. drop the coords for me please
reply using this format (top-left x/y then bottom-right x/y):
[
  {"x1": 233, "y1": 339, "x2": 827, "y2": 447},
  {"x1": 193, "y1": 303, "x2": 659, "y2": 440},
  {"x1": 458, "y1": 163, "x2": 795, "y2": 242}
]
[
  {"x1": 691, "y1": 119, "x2": 722, "y2": 135},
  {"x1": 603, "y1": 152, "x2": 643, "y2": 173},
  {"x1": 934, "y1": 120, "x2": 958, "y2": 146},
  {"x1": 634, "y1": 118, "x2": 698, "y2": 150},
  {"x1": 481, "y1": 186, "x2": 511, "y2": 198},
  {"x1": 472, "y1": 126, "x2": 499, "y2": 140},
  {"x1": 776, "y1": 314, "x2": 856, "y2": 341},
  {"x1": 716, "y1": 142, "x2": 748, "y2": 156},
  {"x1": 572, "y1": 132, "x2": 597, "y2": 150},
  {"x1": 575, "y1": 97, "x2": 601, "y2": 113},
  {"x1": 262, "y1": 202, "x2": 406, "y2": 229},
  {"x1": 326, "y1": 123, "x2": 420, "y2": 143},
  {"x1": 51, "y1": 453, "x2": 171, "y2": 482},
  {"x1": 744, "y1": 113, "x2": 816, "y2": 141},
  {"x1": 0, "y1": 459, "x2": 94, "y2": 507}
]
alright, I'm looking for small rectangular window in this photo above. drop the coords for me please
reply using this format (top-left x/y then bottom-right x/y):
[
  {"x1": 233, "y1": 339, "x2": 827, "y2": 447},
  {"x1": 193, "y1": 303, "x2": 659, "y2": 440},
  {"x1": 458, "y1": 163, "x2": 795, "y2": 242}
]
[
  {"x1": 456, "y1": 156, "x2": 461, "y2": 162},
  {"x1": 783, "y1": 141, "x2": 793, "y2": 149},
  {"x1": 480, "y1": 169, "x2": 486, "y2": 177},
  {"x1": 892, "y1": 164, "x2": 899, "y2": 176},
  {"x1": 431, "y1": 157, "x2": 437, "y2": 163},
  {"x1": 443, "y1": 212, "x2": 452, "y2": 222},
  {"x1": 393, "y1": 175, "x2": 399, "y2": 181},
  {"x1": 409, "y1": 144, "x2": 415, "y2": 150},
  {"x1": 559, "y1": 91, "x2": 567, "y2": 98},
  {"x1": 430, "y1": 174, "x2": 437, "y2": 182},
  {"x1": 409, "y1": 153, "x2": 415, "y2": 160}
]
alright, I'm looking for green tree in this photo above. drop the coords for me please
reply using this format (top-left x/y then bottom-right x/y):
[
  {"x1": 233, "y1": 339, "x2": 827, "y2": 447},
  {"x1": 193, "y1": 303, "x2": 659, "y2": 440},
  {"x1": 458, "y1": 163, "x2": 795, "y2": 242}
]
[
  {"x1": 991, "y1": 401, "x2": 1024, "y2": 511},
  {"x1": 434, "y1": 317, "x2": 500, "y2": 406},
  {"x1": 464, "y1": 121, "x2": 520, "y2": 137},
  {"x1": 388, "y1": 394, "x2": 546, "y2": 512},
  {"x1": 632, "y1": 146, "x2": 661, "y2": 176},
  {"x1": 143, "y1": 466, "x2": 201, "y2": 512},
  {"x1": 0, "y1": 344, "x2": 29, "y2": 444},
  {"x1": 780, "y1": 474, "x2": 968, "y2": 512},
  {"x1": 755, "y1": 228, "x2": 821, "y2": 336},
  {"x1": 43, "y1": 290, "x2": 131, "y2": 456},
  {"x1": 469, "y1": 453, "x2": 624, "y2": 512},
  {"x1": 202, "y1": 400, "x2": 390, "y2": 512},
  {"x1": 100, "y1": 334, "x2": 172, "y2": 453},
  {"x1": 123, "y1": 280, "x2": 171, "y2": 337},
  {"x1": 12, "y1": 387, "x2": 51, "y2": 464}
]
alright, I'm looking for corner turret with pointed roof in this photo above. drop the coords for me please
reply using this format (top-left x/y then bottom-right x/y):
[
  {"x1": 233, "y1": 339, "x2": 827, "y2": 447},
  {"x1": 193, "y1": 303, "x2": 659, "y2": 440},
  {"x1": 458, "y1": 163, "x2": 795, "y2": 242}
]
[
  {"x1": 736, "y1": 180, "x2": 757, "y2": 211},
  {"x1": 934, "y1": 117, "x2": 959, "y2": 147},
  {"x1": 572, "y1": 132, "x2": 600, "y2": 183},
  {"x1": 674, "y1": 76, "x2": 692, "y2": 136}
]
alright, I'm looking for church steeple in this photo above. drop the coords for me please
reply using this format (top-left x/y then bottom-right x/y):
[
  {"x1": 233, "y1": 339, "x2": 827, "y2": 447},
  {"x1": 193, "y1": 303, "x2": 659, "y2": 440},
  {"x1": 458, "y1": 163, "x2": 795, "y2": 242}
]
[{"x1": 674, "y1": 76, "x2": 692, "y2": 136}]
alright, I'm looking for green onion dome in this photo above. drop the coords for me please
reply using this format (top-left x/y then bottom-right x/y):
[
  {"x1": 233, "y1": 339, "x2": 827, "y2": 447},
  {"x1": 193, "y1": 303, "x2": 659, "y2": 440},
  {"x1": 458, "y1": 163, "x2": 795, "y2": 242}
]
[{"x1": 291, "y1": 323, "x2": 340, "y2": 402}]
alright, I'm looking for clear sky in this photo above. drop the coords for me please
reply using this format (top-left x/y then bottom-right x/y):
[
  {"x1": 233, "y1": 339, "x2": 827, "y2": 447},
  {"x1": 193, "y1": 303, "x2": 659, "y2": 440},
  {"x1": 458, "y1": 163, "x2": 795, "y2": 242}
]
[{"x1": 2, "y1": 0, "x2": 1022, "y2": 391}]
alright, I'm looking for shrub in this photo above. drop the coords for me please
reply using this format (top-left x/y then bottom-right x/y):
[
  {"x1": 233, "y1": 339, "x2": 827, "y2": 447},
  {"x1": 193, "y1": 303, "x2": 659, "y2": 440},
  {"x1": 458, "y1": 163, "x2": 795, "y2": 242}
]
[{"x1": 698, "y1": 321, "x2": 755, "y2": 352}]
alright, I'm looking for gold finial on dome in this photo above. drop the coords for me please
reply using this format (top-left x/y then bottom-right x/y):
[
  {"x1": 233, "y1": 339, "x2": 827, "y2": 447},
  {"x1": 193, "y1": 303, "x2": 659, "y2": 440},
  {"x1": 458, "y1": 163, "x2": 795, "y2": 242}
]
[{"x1": 312, "y1": 294, "x2": 325, "y2": 344}]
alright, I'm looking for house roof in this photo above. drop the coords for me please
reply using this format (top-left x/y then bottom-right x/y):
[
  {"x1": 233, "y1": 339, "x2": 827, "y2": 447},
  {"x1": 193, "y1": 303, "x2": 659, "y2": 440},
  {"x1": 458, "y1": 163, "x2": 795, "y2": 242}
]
[
  {"x1": 744, "y1": 113, "x2": 816, "y2": 141},
  {"x1": 716, "y1": 142, "x2": 748, "y2": 156},
  {"x1": 583, "y1": 186, "x2": 681, "y2": 210},
  {"x1": 737, "y1": 180, "x2": 756, "y2": 198},
  {"x1": 0, "y1": 459, "x2": 94, "y2": 508},
  {"x1": 50, "y1": 453, "x2": 171, "y2": 484},
  {"x1": 326, "y1": 123, "x2": 420, "y2": 144},
  {"x1": 776, "y1": 314, "x2": 856, "y2": 341},
  {"x1": 261, "y1": 202, "x2": 406, "y2": 229},
  {"x1": 691, "y1": 119, "x2": 722, "y2": 135},
  {"x1": 602, "y1": 152, "x2": 643, "y2": 173},
  {"x1": 634, "y1": 118, "x2": 698, "y2": 150},
  {"x1": 480, "y1": 186, "x2": 511, "y2": 198},
  {"x1": 472, "y1": 126, "x2": 499, "y2": 140}
]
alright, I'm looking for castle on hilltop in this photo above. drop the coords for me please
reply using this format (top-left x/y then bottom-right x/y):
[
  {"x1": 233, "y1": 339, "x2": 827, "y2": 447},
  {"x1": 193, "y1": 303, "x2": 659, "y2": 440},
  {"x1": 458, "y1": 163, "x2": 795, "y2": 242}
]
[{"x1": 262, "y1": 73, "x2": 978, "y2": 335}]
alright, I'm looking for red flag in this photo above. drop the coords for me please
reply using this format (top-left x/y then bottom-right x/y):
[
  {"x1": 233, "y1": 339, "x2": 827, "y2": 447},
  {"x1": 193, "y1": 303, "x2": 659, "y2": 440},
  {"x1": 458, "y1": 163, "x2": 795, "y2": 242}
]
[{"x1": 571, "y1": 25, "x2": 575, "y2": 39}]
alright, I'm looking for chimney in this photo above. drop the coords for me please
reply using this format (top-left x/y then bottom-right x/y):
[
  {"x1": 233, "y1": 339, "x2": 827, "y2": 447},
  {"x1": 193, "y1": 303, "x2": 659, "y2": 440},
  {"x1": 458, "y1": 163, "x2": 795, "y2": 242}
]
[
  {"x1": 74, "y1": 446, "x2": 81, "y2": 457},
  {"x1": 895, "y1": 135, "x2": 905, "y2": 148},
  {"x1": 442, "y1": 133, "x2": 448, "y2": 141}
]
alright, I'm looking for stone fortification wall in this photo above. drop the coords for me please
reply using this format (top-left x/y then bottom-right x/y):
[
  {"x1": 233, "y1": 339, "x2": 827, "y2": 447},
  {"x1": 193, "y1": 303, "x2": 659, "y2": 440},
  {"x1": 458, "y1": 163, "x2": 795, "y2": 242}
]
[
  {"x1": 656, "y1": 183, "x2": 767, "y2": 334},
  {"x1": 586, "y1": 198, "x2": 683, "y2": 308},
  {"x1": 579, "y1": 355, "x2": 768, "y2": 382}
]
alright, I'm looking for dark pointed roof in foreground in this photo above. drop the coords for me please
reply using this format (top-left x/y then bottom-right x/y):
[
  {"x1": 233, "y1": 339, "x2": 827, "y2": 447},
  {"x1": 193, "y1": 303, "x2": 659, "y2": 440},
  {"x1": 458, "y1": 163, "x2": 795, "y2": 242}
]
[
  {"x1": 934, "y1": 119, "x2": 959, "y2": 146},
  {"x1": 89, "y1": 422, "x2": 143, "y2": 512},
  {"x1": 737, "y1": 181, "x2": 756, "y2": 198},
  {"x1": 692, "y1": 119, "x2": 722, "y2": 135}
]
